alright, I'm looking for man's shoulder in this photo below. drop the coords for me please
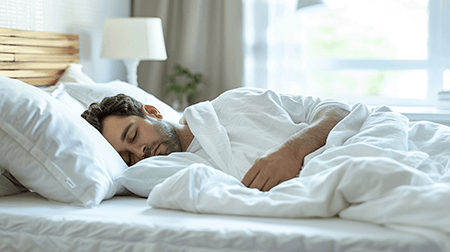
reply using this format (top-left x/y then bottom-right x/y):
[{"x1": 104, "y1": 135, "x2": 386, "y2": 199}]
[
  {"x1": 219, "y1": 87, "x2": 265, "y2": 96},
  {"x1": 213, "y1": 87, "x2": 278, "y2": 103}
]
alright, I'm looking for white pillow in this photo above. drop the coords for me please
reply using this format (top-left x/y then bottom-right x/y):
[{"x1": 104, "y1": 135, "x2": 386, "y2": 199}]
[
  {"x1": 39, "y1": 64, "x2": 95, "y2": 95},
  {"x1": 55, "y1": 80, "x2": 182, "y2": 122},
  {"x1": 0, "y1": 168, "x2": 28, "y2": 196},
  {"x1": 51, "y1": 83, "x2": 86, "y2": 116},
  {"x1": 116, "y1": 152, "x2": 208, "y2": 197},
  {"x1": 56, "y1": 64, "x2": 95, "y2": 84},
  {"x1": 0, "y1": 76, "x2": 127, "y2": 206}
]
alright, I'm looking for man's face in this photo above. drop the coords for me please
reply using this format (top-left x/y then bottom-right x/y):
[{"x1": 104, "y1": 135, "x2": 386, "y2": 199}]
[{"x1": 102, "y1": 114, "x2": 182, "y2": 166}]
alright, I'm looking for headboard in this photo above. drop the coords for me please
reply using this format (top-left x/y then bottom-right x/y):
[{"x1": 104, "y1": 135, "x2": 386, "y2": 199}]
[{"x1": 0, "y1": 28, "x2": 79, "y2": 86}]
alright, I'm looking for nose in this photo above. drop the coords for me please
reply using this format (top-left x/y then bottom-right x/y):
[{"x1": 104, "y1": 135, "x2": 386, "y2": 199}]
[{"x1": 130, "y1": 144, "x2": 147, "y2": 164}]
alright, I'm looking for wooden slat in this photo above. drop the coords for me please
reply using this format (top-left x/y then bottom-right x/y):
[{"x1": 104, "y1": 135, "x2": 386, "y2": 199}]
[
  {"x1": 0, "y1": 70, "x2": 63, "y2": 78},
  {"x1": 0, "y1": 62, "x2": 72, "y2": 70},
  {"x1": 0, "y1": 28, "x2": 78, "y2": 40},
  {"x1": 0, "y1": 37, "x2": 79, "y2": 48},
  {"x1": 0, "y1": 44, "x2": 79, "y2": 55},
  {"x1": 16, "y1": 77, "x2": 59, "y2": 86},
  {"x1": 0, "y1": 28, "x2": 80, "y2": 86},
  {"x1": 0, "y1": 53, "x2": 14, "y2": 61},
  {"x1": 15, "y1": 54, "x2": 79, "y2": 62}
]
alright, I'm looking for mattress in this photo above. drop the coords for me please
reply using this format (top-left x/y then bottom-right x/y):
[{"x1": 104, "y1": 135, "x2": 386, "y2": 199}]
[{"x1": 0, "y1": 192, "x2": 442, "y2": 252}]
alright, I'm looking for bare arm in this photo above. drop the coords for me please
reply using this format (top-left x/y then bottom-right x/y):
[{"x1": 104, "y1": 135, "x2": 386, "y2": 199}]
[{"x1": 241, "y1": 105, "x2": 349, "y2": 191}]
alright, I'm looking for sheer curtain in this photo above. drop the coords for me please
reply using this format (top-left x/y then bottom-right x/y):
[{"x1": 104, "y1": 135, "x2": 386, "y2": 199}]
[{"x1": 132, "y1": 0, "x2": 243, "y2": 104}]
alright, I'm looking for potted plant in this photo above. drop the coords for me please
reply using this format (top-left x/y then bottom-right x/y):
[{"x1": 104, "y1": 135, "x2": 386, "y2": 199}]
[{"x1": 164, "y1": 64, "x2": 203, "y2": 111}]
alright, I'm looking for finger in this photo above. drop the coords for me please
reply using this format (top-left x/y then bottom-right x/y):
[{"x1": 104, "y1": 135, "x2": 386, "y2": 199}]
[
  {"x1": 261, "y1": 178, "x2": 279, "y2": 192},
  {"x1": 248, "y1": 172, "x2": 269, "y2": 191},
  {"x1": 241, "y1": 165, "x2": 261, "y2": 187}
]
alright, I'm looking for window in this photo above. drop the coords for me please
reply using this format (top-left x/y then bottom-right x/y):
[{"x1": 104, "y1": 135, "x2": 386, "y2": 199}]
[
  {"x1": 0, "y1": 0, "x2": 44, "y2": 31},
  {"x1": 243, "y1": 0, "x2": 449, "y2": 107}
]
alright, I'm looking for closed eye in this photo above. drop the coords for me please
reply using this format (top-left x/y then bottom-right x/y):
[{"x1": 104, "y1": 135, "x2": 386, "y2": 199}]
[{"x1": 131, "y1": 130, "x2": 137, "y2": 142}]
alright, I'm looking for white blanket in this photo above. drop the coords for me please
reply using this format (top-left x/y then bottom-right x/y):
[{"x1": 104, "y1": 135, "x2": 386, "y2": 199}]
[{"x1": 147, "y1": 104, "x2": 450, "y2": 250}]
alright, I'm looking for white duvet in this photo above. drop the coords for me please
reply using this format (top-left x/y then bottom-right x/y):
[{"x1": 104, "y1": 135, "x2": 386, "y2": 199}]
[{"x1": 147, "y1": 103, "x2": 450, "y2": 250}]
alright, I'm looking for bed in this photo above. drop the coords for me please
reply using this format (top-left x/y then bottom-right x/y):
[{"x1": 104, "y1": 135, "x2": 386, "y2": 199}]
[{"x1": 1, "y1": 28, "x2": 449, "y2": 252}]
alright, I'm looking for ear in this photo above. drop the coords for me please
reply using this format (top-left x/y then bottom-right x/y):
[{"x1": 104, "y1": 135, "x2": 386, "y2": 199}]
[{"x1": 141, "y1": 105, "x2": 163, "y2": 119}]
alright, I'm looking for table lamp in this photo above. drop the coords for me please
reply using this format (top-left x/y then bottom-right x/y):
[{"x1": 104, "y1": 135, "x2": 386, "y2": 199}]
[{"x1": 101, "y1": 18, "x2": 167, "y2": 86}]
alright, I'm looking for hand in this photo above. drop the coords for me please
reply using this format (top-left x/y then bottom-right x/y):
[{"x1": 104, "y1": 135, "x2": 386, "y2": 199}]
[
  {"x1": 241, "y1": 145, "x2": 303, "y2": 191},
  {"x1": 241, "y1": 105, "x2": 349, "y2": 191}
]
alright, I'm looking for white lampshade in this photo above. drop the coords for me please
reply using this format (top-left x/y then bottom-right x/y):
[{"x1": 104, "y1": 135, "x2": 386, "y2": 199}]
[
  {"x1": 101, "y1": 18, "x2": 167, "y2": 86},
  {"x1": 101, "y1": 18, "x2": 167, "y2": 60},
  {"x1": 297, "y1": 0, "x2": 325, "y2": 9}
]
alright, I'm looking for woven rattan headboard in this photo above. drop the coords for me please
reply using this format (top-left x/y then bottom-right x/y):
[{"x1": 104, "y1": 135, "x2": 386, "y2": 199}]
[{"x1": 0, "y1": 28, "x2": 79, "y2": 86}]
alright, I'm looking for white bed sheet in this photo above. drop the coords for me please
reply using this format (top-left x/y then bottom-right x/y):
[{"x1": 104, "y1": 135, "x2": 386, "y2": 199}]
[{"x1": 0, "y1": 192, "x2": 442, "y2": 252}]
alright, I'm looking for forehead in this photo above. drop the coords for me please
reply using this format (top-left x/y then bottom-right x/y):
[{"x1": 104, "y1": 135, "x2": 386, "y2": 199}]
[{"x1": 102, "y1": 115, "x2": 135, "y2": 148}]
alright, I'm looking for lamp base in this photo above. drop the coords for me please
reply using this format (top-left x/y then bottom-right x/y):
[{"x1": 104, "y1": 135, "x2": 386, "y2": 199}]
[{"x1": 122, "y1": 59, "x2": 140, "y2": 86}]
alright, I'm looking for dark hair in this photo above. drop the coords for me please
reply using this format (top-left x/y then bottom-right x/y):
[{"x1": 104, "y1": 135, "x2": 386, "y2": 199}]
[{"x1": 81, "y1": 93, "x2": 145, "y2": 133}]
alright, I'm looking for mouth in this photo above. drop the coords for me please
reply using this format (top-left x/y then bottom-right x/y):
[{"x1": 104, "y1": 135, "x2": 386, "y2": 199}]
[
  {"x1": 152, "y1": 143, "x2": 162, "y2": 157},
  {"x1": 143, "y1": 148, "x2": 151, "y2": 159}
]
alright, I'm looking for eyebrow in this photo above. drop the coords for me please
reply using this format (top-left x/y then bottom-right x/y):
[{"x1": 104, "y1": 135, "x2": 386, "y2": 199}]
[{"x1": 121, "y1": 123, "x2": 133, "y2": 142}]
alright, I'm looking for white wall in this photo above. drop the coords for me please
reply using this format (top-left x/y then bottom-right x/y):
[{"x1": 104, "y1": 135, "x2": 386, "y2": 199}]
[{"x1": 0, "y1": 0, "x2": 131, "y2": 83}]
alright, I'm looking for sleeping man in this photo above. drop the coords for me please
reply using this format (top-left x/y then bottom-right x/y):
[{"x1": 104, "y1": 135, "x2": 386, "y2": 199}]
[
  {"x1": 81, "y1": 87, "x2": 450, "y2": 240},
  {"x1": 81, "y1": 87, "x2": 350, "y2": 192}
]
